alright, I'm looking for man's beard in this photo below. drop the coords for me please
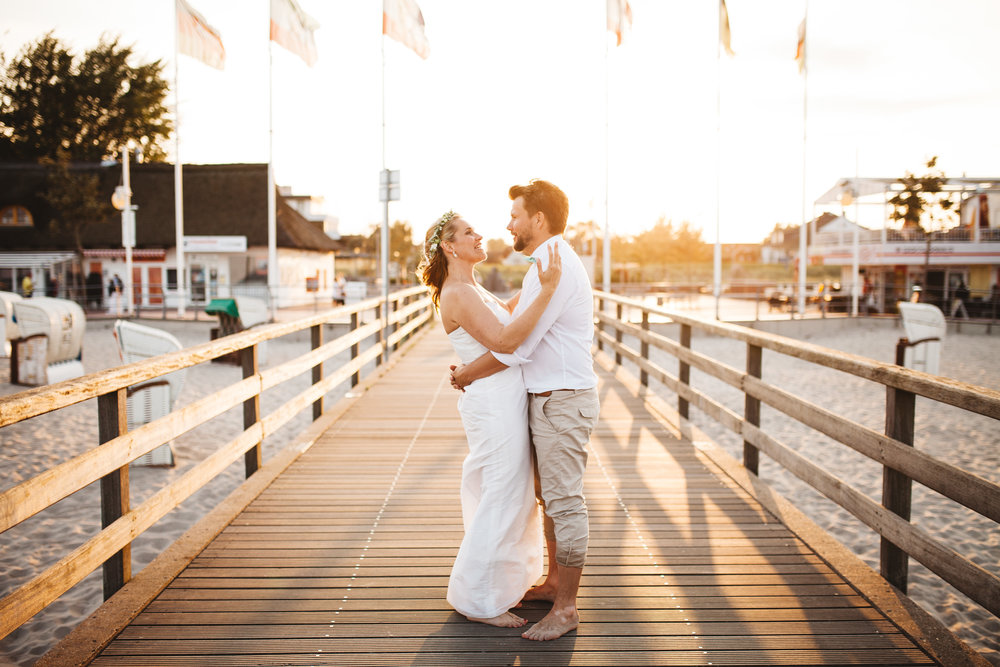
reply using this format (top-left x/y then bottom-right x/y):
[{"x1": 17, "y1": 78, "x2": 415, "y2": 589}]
[{"x1": 512, "y1": 232, "x2": 529, "y2": 253}]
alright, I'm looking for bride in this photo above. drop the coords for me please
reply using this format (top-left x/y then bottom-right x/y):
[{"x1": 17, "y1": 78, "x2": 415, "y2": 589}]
[{"x1": 418, "y1": 210, "x2": 561, "y2": 628}]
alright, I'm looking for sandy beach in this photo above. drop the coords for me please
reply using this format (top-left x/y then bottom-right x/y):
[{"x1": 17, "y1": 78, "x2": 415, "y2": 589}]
[{"x1": 1, "y1": 311, "x2": 998, "y2": 664}]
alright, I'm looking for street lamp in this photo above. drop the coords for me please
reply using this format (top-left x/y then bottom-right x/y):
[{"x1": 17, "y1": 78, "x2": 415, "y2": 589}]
[{"x1": 111, "y1": 141, "x2": 141, "y2": 317}]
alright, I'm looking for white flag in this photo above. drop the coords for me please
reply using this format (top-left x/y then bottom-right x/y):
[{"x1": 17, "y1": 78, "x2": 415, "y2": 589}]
[
  {"x1": 383, "y1": 0, "x2": 430, "y2": 59},
  {"x1": 176, "y1": 0, "x2": 225, "y2": 70},
  {"x1": 270, "y1": 0, "x2": 320, "y2": 67},
  {"x1": 607, "y1": 0, "x2": 632, "y2": 46},
  {"x1": 795, "y1": 17, "x2": 806, "y2": 73},
  {"x1": 719, "y1": 0, "x2": 734, "y2": 57}
]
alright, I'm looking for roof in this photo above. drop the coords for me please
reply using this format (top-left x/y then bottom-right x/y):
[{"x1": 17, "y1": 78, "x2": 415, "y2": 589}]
[{"x1": 0, "y1": 162, "x2": 340, "y2": 252}]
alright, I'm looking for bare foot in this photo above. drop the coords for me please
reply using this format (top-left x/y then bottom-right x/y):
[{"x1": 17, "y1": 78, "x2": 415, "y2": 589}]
[
  {"x1": 468, "y1": 611, "x2": 527, "y2": 628},
  {"x1": 522, "y1": 582, "x2": 558, "y2": 602},
  {"x1": 521, "y1": 607, "x2": 579, "y2": 640}
]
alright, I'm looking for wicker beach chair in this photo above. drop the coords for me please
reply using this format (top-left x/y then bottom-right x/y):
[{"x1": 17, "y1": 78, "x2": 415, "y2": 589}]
[
  {"x1": 113, "y1": 320, "x2": 187, "y2": 467},
  {"x1": 0, "y1": 290, "x2": 22, "y2": 357},
  {"x1": 897, "y1": 301, "x2": 946, "y2": 376}
]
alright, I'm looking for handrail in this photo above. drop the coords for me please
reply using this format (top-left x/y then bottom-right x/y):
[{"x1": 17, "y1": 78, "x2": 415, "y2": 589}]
[
  {"x1": 593, "y1": 290, "x2": 1000, "y2": 622},
  {"x1": 0, "y1": 286, "x2": 433, "y2": 640}
]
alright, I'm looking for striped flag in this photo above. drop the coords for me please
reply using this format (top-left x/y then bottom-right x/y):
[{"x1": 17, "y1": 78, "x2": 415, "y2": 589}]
[
  {"x1": 176, "y1": 0, "x2": 225, "y2": 70},
  {"x1": 719, "y1": 0, "x2": 734, "y2": 57},
  {"x1": 607, "y1": 0, "x2": 632, "y2": 46},
  {"x1": 270, "y1": 0, "x2": 320, "y2": 66},
  {"x1": 383, "y1": 0, "x2": 430, "y2": 59},
  {"x1": 795, "y1": 17, "x2": 806, "y2": 73}
]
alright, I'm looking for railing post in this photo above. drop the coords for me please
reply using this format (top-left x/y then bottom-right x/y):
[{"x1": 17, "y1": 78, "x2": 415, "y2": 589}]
[
  {"x1": 375, "y1": 304, "x2": 384, "y2": 367},
  {"x1": 311, "y1": 323, "x2": 323, "y2": 421},
  {"x1": 98, "y1": 389, "x2": 130, "y2": 600},
  {"x1": 391, "y1": 299, "x2": 399, "y2": 351},
  {"x1": 640, "y1": 311, "x2": 649, "y2": 387},
  {"x1": 882, "y1": 338, "x2": 916, "y2": 592},
  {"x1": 241, "y1": 344, "x2": 262, "y2": 477},
  {"x1": 614, "y1": 303, "x2": 623, "y2": 366},
  {"x1": 596, "y1": 297, "x2": 604, "y2": 352},
  {"x1": 350, "y1": 312, "x2": 360, "y2": 388},
  {"x1": 678, "y1": 323, "x2": 691, "y2": 419},
  {"x1": 744, "y1": 343, "x2": 762, "y2": 475}
]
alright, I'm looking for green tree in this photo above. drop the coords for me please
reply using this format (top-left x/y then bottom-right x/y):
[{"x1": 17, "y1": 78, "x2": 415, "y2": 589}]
[
  {"x1": 0, "y1": 33, "x2": 172, "y2": 162},
  {"x1": 888, "y1": 156, "x2": 957, "y2": 287}
]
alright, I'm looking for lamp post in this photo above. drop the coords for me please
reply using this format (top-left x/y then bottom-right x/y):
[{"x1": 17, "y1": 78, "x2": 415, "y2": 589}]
[{"x1": 111, "y1": 141, "x2": 140, "y2": 317}]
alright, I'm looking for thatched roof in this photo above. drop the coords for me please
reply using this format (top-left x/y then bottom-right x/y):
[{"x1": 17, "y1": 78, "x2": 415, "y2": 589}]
[{"x1": 0, "y1": 162, "x2": 340, "y2": 252}]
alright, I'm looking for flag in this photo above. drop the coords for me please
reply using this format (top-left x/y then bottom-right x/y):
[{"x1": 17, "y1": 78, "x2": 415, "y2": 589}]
[
  {"x1": 607, "y1": 0, "x2": 632, "y2": 46},
  {"x1": 719, "y1": 0, "x2": 734, "y2": 57},
  {"x1": 270, "y1": 0, "x2": 320, "y2": 66},
  {"x1": 383, "y1": 0, "x2": 430, "y2": 59},
  {"x1": 176, "y1": 0, "x2": 225, "y2": 70},
  {"x1": 795, "y1": 17, "x2": 806, "y2": 73}
]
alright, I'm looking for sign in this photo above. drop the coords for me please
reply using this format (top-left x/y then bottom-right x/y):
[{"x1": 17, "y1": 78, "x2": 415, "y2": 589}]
[
  {"x1": 379, "y1": 169, "x2": 400, "y2": 202},
  {"x1": 183, "y1": 236, "x2": 247, "y2": 253}
]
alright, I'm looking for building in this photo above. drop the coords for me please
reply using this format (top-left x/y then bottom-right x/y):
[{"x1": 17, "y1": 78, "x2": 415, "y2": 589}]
[
  {"x1": 807, "y1": 177, "x2": 1000, "y2": 315},
  {"x1": 0, "y1": 162, "x2": 342, "y2": 311}
]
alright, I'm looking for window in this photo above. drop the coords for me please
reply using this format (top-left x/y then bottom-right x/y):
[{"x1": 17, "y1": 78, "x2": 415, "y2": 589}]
[
  {"x1": 0, "y1": 205, "x2": 33, "y2": 227},
  {"x1": 166, "y1": 269, "x2": 178, "y2": 290}
]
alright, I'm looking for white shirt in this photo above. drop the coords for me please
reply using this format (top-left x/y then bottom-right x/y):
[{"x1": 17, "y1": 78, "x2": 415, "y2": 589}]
[{"x1": 492, "y1": 235, "x2": 598, "y2": 393}]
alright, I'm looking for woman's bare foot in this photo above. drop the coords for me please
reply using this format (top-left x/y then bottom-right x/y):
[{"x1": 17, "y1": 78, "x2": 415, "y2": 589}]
[
  {"x1": 521, "y1": 606, "x2": 579, "y2": 640},
  {"x1": 468, "y1": 611, "x2": 527, "y2": 628},
  {"x1": 522, "y1": 581, "x2": 558, "y2": 602}
]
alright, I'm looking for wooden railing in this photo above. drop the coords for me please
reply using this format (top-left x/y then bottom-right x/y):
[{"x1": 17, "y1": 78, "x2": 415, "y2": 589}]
[
  {"x1": 594, "y1": 290, "x2": 1000, "y2": 621},
  {"x1": 0, "y1": 286, "x2": 433, "y2": 640}
]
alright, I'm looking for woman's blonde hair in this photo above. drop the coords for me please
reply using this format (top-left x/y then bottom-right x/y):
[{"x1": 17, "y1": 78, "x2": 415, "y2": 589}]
[{"x1": 417, "y1": 211, "x2": 460, "y2": 308}]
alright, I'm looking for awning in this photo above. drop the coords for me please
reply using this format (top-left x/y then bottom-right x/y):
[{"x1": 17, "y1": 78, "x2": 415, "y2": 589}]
[
  {"x1": 83, "y1": 249, "x2": 167, "y2": 260},
  {"x1": 0, "y1": 252, "x2": 77, "y2": 269}
]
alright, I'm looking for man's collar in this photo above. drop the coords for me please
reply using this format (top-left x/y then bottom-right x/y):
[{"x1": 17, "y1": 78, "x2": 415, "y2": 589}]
[{"x1": 528, "y1": 235, "x2": 562, "y2": 261}]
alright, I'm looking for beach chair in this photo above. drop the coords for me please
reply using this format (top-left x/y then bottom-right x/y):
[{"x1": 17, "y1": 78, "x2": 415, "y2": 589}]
[
  {"x1": 896, "y1": 302, "x2": 946, "y2": 375},
  {"x1": 205, "y1": 296, "x2": 269, "y2": 364},
  {"x1": 113, "y1": 320, "x2": 187, "y2": 467},
  {"x1": 10, "y1": 297, "x2": 85, "y2": 385},
  {"x1": 0, "y1": 290, "x2": 22, "y2": 357}
]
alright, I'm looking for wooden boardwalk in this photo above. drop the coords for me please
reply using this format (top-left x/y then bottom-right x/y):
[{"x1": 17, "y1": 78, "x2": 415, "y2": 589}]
[{"x1": 89, "y1": 328, "x2": 937, "y2": 666}]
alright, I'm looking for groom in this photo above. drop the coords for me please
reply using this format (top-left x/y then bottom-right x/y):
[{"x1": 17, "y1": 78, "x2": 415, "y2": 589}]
[{"x1": 451, "y1": 179, "x2": 600, "y2": 641}]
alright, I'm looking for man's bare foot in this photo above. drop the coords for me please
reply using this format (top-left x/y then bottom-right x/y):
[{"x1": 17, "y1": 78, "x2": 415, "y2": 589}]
[
  {"x1": 521, "y1": 607, "x2": 579, "y2": 640},
  {"x1": 522, "y1": 582, "x2": 558, "y2": 602},
  {"x1": 468, "y1": 611, "x2": 527, "y2": 628}
]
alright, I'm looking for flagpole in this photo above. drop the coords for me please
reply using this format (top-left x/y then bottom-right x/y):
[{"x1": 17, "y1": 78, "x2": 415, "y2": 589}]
[
  {"x1": 173, "y1": 5, "x2": 187, "y2": 318},
  {"x1": 267, "y1": 8, "x2": 278, "y2": 321},
  {"x1": 713, "y1": 1, "x2": 723, "y2": 320},
  {"x1": 797, "y1": 5, "x2": 809, "y2": 318},
  {"x1": 381, "y1": 13, "x2": 390, "y2": 360},
  {"x1": 603, "y1": 13, "x2": 611, "y2": 294}
]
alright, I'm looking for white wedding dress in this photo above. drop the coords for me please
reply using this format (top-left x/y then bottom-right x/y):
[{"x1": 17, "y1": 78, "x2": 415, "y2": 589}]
[{"x1": 446, "y1": 300, "x2": 543, "y2": 619}]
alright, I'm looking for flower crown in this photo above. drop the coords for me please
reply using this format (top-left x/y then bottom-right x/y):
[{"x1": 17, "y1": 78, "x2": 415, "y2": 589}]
[{"x1": 427, "y1": 210, "x2": 457, "y2": 258}]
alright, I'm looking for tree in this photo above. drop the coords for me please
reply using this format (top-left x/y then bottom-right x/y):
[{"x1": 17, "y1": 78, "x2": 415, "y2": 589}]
[
  {"x1": 0, "y1": 33, "x2": 172, "y2": 162},
  {"x1": 888, "y1": 156, "x2": 957, "y2": 291},
  {"x1": 40, "y1": 156, "x2": 114, "y2": 294},
  {"x1": 367, "y1": 220, "x2": 421, "y2": 283}
]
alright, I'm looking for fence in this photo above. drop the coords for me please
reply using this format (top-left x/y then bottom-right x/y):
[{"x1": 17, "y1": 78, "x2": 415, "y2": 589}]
[
  {"x1": 0, "y1": 286, "x2": 433, "y2": 640},
  {"x1": 594, "y1": 290, "x2": 1000, "y2": 622}
]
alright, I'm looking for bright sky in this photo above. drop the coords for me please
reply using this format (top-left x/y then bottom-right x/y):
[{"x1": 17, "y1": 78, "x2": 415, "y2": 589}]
[{"x1": 3, "y1": 0, "x2": 1000, "y2": 244}]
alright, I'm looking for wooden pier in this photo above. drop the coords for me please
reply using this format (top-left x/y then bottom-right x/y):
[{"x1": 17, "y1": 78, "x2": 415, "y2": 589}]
[{"x1": 51, "y1": 329, "x2": 952, "y2": 665}]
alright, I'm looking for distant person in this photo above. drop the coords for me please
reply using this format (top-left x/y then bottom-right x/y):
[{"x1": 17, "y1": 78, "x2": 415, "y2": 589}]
[
  {"x1": 332, "y1": 274, "x2": 346, "y2": 306},
  {"x1": 108, "y1": 273, "x2": 124, "y2": 316},
  {"x1": 951, "y1": 280, "x2": 970, "y2": 319},
  {"x1": 46, "y1": 275, "x2": 58, "y2": 298},
  {"x1": 21, "y1": 274, "x2": 33, "y2": 298}
]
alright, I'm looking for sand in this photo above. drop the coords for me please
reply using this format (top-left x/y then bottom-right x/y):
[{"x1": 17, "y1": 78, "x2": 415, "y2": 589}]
[{"x1": 1, "y1": 312, "x2": 998, "y2": 665}]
